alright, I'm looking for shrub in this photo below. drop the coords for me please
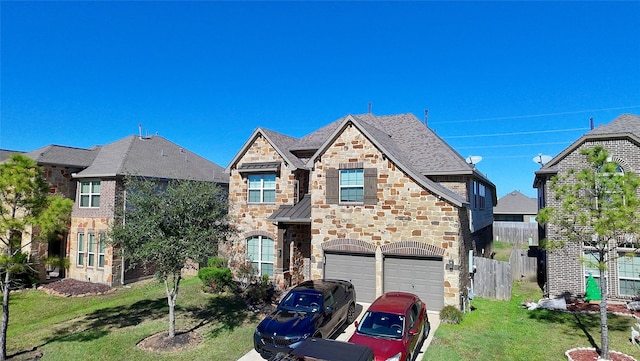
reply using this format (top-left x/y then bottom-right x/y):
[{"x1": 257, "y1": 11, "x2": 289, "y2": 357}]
[
  {"x1": 198, "y1": 266, "x2": 233, "y2": 293},
  {"x1": 235, "y1": 261, "x2": 258, "y2": 291},
  {"x1": 245, "y1": 275, "x2": 275, "y2": 306},
  {"x1": 439, "y1": 305, "x2": 463, "y2": 324},
  {"x1": 207, "y1": 256, "x2": 227, "y2": 269}
]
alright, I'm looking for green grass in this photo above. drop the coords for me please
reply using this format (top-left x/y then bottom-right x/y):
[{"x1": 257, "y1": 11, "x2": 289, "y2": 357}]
[
  {"x1": 7, "y1": 277, "x2": 261, "y2": 361},
  {"x1": 8, "y1": 277, "x2": 640, "y2": 361},
  {"x1": 425, "y1": 281, "x2": 640, "y2": 360},
  {"x1": 492, "y1": 240, "x2": 529, "y2": 262}
]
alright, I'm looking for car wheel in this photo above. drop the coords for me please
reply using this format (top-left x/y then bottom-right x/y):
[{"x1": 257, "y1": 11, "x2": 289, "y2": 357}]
[
  {"x1": 423, "y1": 320, "x2": 431, "y2": 338},
  {"x1": 346, "y1": 303, "x2": 356, "y2": 324}
]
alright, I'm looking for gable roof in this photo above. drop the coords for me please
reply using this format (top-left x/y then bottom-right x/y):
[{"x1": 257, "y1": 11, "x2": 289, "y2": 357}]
[
  {"x1": 225, "y1": 127, "x2": 305, "y2": 173},
  {"x1": 493, "y1": 190, "x2": 537, "y2": 215},
  {"x1": 228, "y1": 112, "x2": 499, "y2": 207},
  {"x1": 0, "y1": 149, "x2": 26, "y2": 162},
  {"x1": 74, "y1": 135, "x2": 228, "y2": 183},
  {"x1": 535, "y1": 113, "x2": 640, "y2": 179},
  {"x1": 24, "y1": 145, "x2": 98, "y2": 168}
]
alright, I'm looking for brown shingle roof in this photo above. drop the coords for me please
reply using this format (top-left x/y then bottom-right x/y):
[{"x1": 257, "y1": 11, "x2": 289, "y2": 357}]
[
  {"x1": 74, "y1": 135, "x2": 228, "y2": 183},
  {"x1": 494, "y1": 190, "x2": 537, "y2": 215}
]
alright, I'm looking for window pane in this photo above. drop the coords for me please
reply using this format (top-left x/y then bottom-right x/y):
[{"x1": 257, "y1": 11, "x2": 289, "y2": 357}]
[
  {"x1": 263, "y1": 174, "x2": 276, "y2": 188},
  {"x1": 78, "y1": 234, "x2": 85, "y2": 251},
  {"x1": 81, "y1": 182, "x2": 90, "y2": 193},
  {"x1": 78, "y1": 254, "x2": 84, "y2": 266},
  {"x1": 341, "y1": 187, "x2": 364, "y2": 202},
  {"x1": 248, "y1": 190, "x2": 261, "y2": 203},
  {"x1": 261, "y1": 238, "x2": 274, "y2": 262},
  {"x1": 99, "y1": 236, "x2": 106, "y2": 253},
  {"x1": 261, "y1": 263, "x2": 274, "y2": 277},
  {"x1": 247, "y1": 237, "x2": 259, "y2": 260},
  {"x1": 248, "y1": 175, "x2": 262, "y2": 188},
  {"x1": 263, "y1": 190, "x2": 276, "y2": 203},
  {"x1": 340, "y1": 169, "x2": 363, "y2": 186},
  {"x1": 92, "y1": 195, "x2": 100, "y2": 207},
  {"x1": 88, "y1": 254, "x2": 95, "y2": 267},
  {"x1": 99, "y1": 255, "x2": 105, "y2": 268},
  {"x1": 92, "y1": 181, "x2": 101, "y2": 193},
  {"x1": 80, "y1": 195, "x2": 90, "y2": 207}
]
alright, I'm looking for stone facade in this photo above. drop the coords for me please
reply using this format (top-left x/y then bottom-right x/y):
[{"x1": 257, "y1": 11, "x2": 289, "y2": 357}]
[
  {"x1": 308, "y1": 126, "x2": 467, "y2": 306},
  {"x1": 67, "y1": 178, "x2": 120, "y2": 284},
  {"x1": 227, "y1": 135, "x2": 300, "y2": 288}
]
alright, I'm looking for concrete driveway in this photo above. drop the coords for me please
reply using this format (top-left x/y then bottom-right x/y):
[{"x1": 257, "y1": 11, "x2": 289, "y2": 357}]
[{"x1": 238, "y1": 303, "x2": 440, "y2": 361}]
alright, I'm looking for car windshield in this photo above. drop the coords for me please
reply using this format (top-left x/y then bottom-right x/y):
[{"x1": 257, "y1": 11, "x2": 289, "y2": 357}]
[
  {"x1": 279, "y1": 291, "x2": 323, "y2": 313},
  {"x1": 357, "y1": 311, "x2": 404, "y2": 339}
]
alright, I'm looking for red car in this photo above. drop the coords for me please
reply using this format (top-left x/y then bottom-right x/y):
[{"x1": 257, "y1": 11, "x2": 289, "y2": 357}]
[{"x1": 348, "y1": 292, "x2": 430, "y2": 361}]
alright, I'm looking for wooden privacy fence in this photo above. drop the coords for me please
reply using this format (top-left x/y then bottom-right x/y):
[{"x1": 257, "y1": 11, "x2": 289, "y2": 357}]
[
  {"x1": 473, "y1": 257, "x2": 512, "y2": 301},
  {"x1": 494, "y1": 221, "x2": 539, "y2": 245},
  {"x1": 509, "y1": 248, "x2": 538, "y2": 281}
]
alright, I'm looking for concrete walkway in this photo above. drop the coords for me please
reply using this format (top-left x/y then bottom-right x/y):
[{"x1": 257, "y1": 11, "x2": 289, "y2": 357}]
[{"x1": 238, "y1": 303, "x2": 440, "y2": 361}]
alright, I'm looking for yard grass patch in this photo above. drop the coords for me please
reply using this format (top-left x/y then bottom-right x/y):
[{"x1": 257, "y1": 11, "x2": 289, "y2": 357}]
[
  {"x1": 425, "y1": 281, "x2": 639, "y2": 360},
  {"x1": 7, "y1": 277, "x2": 261, "y2": 361}
]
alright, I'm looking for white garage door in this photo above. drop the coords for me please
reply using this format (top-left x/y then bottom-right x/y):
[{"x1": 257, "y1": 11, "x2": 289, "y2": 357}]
[
  {"x1": 324, "y1": 253, "x2": 376, "y2": 303},
  {"x1": 383, "y1": 256, "x2": 444, "y2": 311}
]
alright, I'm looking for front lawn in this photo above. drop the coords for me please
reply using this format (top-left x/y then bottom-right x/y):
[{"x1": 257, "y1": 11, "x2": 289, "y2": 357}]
[
  {"x1": 8, "y1": 277, "x2": 640, "y2": 361},
  {"x1": 8, "y1": 277, "x2": 260, "y2": 361},
  {"x1": 425, "y1": 281, "x2": 639, "y2": 360}
]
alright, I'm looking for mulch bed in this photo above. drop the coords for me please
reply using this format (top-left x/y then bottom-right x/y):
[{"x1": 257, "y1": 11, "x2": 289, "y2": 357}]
[
  {"x1": 137, "y1": 331, "x2": 202, "y2": 353},
  {"x1": 39, "y1": 278, "x2": 114, "y2": 297},
  {"x1": 566, "y1": 348, "x2": 638, "y2": 361},
  {"x1": 565, "y1": 298, "x2": 640, "y2": 318},
  {"x1": 563, "y1": 300, "x2": 640, "y2": 361}
]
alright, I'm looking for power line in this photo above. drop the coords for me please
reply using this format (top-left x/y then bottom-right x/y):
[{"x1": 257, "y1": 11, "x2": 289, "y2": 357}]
[
  {"x1": 443, "y1": 127, "x2": 589, "y2": 139},
  {"x1": 430, "y1": 105, "x2": 640, "y2": 125},
  {"x1": 455, "y1": 141, "x2": 571, "y2": 150}
]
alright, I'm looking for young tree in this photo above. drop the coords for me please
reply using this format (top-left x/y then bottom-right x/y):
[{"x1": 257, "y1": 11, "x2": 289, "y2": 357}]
[
  {"x1": 0, "y1": 154, "x2": 73, "y2": 360},
  {"x1": 110, "y1": 176, "x2": 235, "y2": 338},
  {"x1": 538, "y1": 146, "x2": 640, "y2": 360}
]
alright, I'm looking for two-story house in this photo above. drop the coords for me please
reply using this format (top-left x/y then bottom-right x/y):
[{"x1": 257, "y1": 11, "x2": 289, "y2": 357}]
[
  {"x1": 21, "y1": 134, "x2": 228, "y2": 285},
  {"x1": 226, "y1": 113, "x2": 496, "y2": 310},
  {"x1": 534, "y1": 114, "x2": 640, "y2": 300}
]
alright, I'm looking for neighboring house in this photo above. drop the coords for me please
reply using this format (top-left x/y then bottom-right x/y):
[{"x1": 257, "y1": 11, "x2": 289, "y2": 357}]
[
  {"x1": 225, "y1": 113, "x2": 496, "y2": 310},
  {"x1": 534, "y1": 114, "x2": 640, "y2": 300},
  {"x1": 493, "y1": 190, "x2": 537, "y2": 222},
  {"x1": 21, "y1": 135, "x2": 228, "y2": 285}
]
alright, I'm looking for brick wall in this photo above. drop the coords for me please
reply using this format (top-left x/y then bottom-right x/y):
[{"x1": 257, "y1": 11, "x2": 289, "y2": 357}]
[{"x1": 545, "y1": 139, "x2": 640, "y2": 298}]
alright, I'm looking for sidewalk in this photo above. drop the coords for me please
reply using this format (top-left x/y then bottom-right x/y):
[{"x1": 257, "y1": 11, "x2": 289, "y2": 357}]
[{"x1": 238, "y1": 304, "x2": 440, "y2": 361}]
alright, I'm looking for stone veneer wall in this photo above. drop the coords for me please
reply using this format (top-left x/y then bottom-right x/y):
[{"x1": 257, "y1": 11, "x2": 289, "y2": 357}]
[
  {"x1": 546, "y1": 139, "x2": 640, "y2": 299},
  {"x1": 227, "y1": 135, "x2": 298, "y2": 288},
  {"x1": 68, "y1": 178, "x2": 118, "y2": 285},
  {"x1": 309, "y1": 125, "x2": 465, "y2": 307}
]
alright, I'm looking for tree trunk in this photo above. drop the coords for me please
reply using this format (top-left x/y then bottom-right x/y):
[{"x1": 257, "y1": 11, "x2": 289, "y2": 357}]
[
  {"x1": 599, "y1": 267, "x2": 609, "y2": 360},
  {"x1": 1, "y1": 271, "x2": 12, "y2": 361},
  {"x1": 164, "y1": 273, "x2": 181, "y2": 339}
]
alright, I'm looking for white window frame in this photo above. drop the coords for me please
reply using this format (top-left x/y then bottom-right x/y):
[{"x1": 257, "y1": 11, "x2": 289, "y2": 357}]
[
  {"x1": 247, "y1": 174, "x2": 276, "y2": 203},
  {"x1": 79, "y1": 180, "x2": 101, "y2": 208},
  {"x1": 87, "y1": 233, "x2": 96, "y2": 267},
  {"x1": 98, "y1": 233, "x2": 106, "y2": 268},
  {"x1": 339, "y1": 169, "x2": 364, "y2": 203},
  {"x1": 246, "y1": 236, "x2": 274, "y2": 277},
  {"x1": 77, "y1": 233, "x2": 85, "y2": 266}
]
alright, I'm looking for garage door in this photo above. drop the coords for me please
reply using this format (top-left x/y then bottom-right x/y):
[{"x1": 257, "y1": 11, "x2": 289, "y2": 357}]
[
  {"x1": 324, "y1": 253, "x2": 376, "y2": 303},
  {"x1": 383, "y1": 256, "x2": 444, "y2": 311}
]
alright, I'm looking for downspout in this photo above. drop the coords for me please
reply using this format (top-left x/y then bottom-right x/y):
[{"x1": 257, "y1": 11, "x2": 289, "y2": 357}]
[{"x1": 120, "y1": 188, "x2": 126, "y2": 285}]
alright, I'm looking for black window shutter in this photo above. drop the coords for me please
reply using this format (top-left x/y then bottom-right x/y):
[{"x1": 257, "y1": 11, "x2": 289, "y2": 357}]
[
  {"x1": 326, "y1": 168, "x2": 339, "y2": 204},
  {"x1": 364, "y1": 168, "x2": 378, "y2": 205}
]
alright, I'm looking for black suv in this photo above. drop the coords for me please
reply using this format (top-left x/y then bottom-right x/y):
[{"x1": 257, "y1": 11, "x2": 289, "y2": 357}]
[{"x1": 254, "y1": 279, "x2": 357, "y2": 359}]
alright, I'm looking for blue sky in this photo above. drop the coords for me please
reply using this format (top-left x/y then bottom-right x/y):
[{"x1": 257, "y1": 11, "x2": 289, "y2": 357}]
[{"x1": 2, "y1": 1, "x2": 639, "y2": 198}]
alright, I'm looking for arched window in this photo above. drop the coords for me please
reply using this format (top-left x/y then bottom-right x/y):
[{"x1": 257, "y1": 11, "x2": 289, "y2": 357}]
[{"x1": 246, "y1": 236, "x2": 274, "y2": 277}]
